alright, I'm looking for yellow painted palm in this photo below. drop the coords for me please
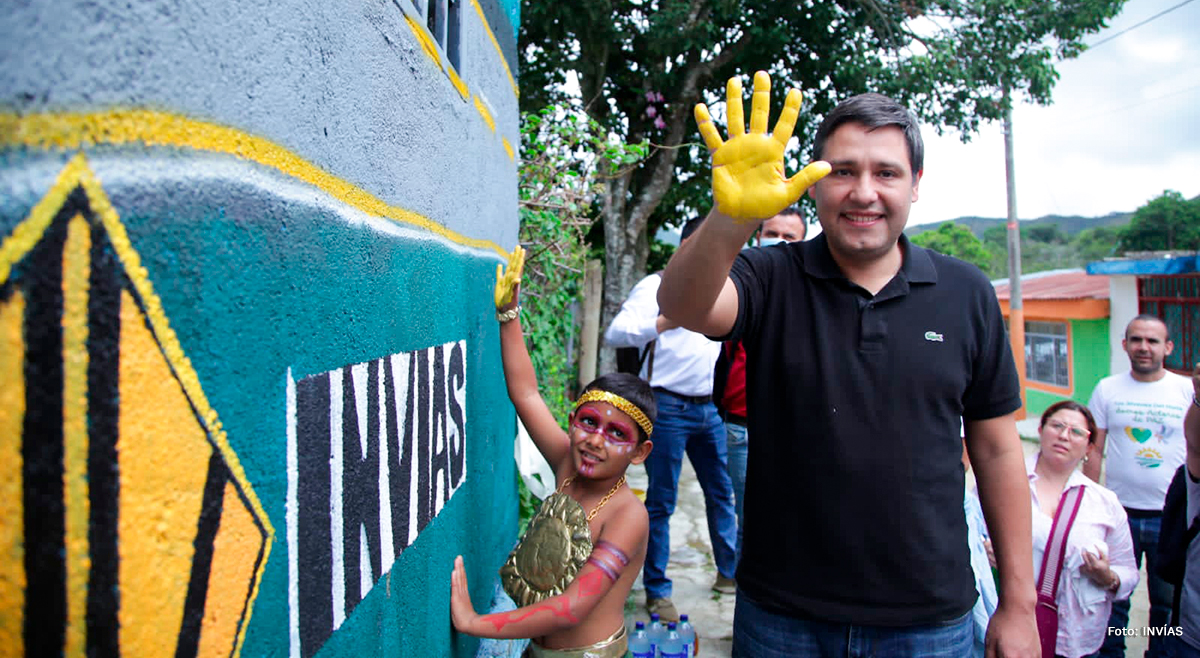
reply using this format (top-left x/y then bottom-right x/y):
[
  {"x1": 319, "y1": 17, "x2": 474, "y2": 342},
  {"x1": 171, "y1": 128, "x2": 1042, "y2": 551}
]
[
  {"x1": 494, "y1": 244, "x2": 525, "y2": 309},
  {"x1": 695, "y1": 71, "x2": 831, "y2": 223}
]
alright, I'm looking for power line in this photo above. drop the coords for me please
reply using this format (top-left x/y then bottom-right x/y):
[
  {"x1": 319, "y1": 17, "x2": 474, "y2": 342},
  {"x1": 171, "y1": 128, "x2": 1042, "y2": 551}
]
[
  {"x1": 1072, "y1": 81, "x2": 1200, "y2": 122},
  {"x1": 1086, "y1": 0, "x2": 1196, "y2": 48}
]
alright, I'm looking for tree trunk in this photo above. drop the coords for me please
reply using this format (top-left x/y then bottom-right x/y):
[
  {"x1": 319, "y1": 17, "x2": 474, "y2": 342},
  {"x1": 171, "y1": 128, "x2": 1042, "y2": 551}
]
[
  {"x1": 597, "y1": 173, "x2": 651, "y2": 375},
  {"x1": 588, "y1": 37, "x2": 745, "y2": 375}
]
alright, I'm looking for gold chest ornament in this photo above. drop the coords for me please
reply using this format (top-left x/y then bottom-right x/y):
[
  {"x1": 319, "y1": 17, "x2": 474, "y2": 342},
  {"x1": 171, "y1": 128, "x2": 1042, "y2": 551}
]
[{"x1": 501, "y1": 475, "x2": 626, "y2": 607}]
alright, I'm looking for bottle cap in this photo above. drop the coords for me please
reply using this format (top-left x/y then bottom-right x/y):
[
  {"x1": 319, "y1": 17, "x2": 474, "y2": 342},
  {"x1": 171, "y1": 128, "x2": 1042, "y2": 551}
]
[
  {"x1": 650, "y1": 613, "x2": 659, "y2": 622},
  {"x1": 668, "y1": 622, "x2": 677, "y2": 630},
  {"x1": 680, "y1": 614, "x2": 689, "y2": 621},
  {"x1": 635, "y1": 621, "x2": 645, "y2": 630}
]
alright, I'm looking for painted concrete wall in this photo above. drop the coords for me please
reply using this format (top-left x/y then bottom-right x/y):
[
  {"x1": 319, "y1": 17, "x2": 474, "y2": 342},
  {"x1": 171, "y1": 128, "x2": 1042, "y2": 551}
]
[
  {"x1": 1108, "y1": 276, "x2": 1140, "y2": 377},
  {"x1": 1, "y1": 1, "x2": 520, "y2": 656},
  {"x1": 1024, "y1": 318, "x2": 1110, "y2": 419}
]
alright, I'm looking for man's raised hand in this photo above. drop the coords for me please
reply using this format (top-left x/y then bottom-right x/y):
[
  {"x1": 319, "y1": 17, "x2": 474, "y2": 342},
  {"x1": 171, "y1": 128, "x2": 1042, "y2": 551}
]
[
  {"x1": 695, "y1": 71, "x2": 831, "y2": 223},
  {"x1": 494, "y1": 245, "x2": 525, "y2": 310}
]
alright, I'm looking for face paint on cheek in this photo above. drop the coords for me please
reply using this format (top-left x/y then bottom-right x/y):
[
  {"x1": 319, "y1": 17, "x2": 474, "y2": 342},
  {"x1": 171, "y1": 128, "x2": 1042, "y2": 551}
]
[{"x1": 605, "y1": 441, "x2": 634, "y2": 454}]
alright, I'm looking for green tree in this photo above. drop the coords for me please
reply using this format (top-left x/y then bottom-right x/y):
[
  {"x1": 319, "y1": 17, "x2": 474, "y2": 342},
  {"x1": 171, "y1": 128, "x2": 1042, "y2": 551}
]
[
  {"x1": 1120, "y1": 190, "x2": 1200, "y2": 252},
  {"x1": 1026, "y1": 224, "x2": 1066, "y2": 244},
  {"x1": 911, "y1": 222, "x2": 997, "y2": 273},
  {"x1": 518, "y1": 107, "x2": 648, "y2": 425},
  {"x1": 983, "y1": 224, "x2": 1009, "y2": 249},
  {"x1": 520, "y1": 0, "x2": 1126, "y2": 370},
  {"x1": 1074, "y1": 225, "x2": 1123, "y2": 261}
]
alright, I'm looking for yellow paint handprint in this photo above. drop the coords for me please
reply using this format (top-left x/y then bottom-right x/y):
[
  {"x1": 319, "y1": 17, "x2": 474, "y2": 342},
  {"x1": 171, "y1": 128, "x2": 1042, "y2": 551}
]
[
  {"x1": 695, "y1": 71, "x2": 831, "y2": 223},
  {"x1": 494, "y1": 244, "x2": 525, "y2": 310}
]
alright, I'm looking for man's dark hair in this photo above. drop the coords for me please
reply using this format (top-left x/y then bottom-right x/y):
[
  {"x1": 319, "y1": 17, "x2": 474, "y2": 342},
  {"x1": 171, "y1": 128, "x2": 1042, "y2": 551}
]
[
  {"x1": 581, "y1": 373, "x2": 658, "y2": 443},
  {"x1": 1126, "y1": 313, "x2": 1170, "y2": 340},
  {"x1": 813, "y1": 93, "x2": 924, "y2": 176},
  {"x1": 775, "y1": 205, "x2": 803, "y2": 220},
  {"x1": 680, "y1": 215, "x2": 705, "y2": 241}
]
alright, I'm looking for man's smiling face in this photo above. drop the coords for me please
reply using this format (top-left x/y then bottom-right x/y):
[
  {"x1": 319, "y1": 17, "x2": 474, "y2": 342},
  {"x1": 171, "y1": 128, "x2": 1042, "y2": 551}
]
[{"x1": 810, "y1": 122, "x2": 920, "y2": 266}]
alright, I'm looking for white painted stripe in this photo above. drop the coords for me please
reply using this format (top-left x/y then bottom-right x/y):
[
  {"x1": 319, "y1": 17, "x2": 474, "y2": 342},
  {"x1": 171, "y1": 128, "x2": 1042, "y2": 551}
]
[
  {"x1": 457, "y1": 339, "x2": 468, "y2": 492},
  {"x1": 39, "y1": 148, "x2": 511, "y2": 263},
  {"x1": 435, "y1": 346, "x2": 446, "y2": 514},
  {"x1": 330, "y1": 369, "x2": 346, "y2": 629},
  {"x1": 286, "y1": 369, "x2": 300, "y2": 658},
  {"x1": 409, "y1": 354, "x2": 421, "y2": 547},
  {"x1": 379, "y1": 358, "x2": 395, "y2": 570},
  {"x1": 352, "y1": 363, "x2": 369, "y2": 460},
  {"x1": 360, "y1": 524, "x2": 373, "y2": 602}
]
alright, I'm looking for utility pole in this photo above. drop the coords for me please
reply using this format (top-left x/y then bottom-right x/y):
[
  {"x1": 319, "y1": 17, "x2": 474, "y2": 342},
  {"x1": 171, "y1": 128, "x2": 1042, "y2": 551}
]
[{"x1": 1003, "y1": 93, "x2": 1027, "y2": 418}]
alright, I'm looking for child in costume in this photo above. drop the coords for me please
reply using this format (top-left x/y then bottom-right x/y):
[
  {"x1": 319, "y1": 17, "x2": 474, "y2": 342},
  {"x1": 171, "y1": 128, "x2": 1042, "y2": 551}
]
[{"x1": 451, "y1": 246, "x2": 656, "y2": 658}]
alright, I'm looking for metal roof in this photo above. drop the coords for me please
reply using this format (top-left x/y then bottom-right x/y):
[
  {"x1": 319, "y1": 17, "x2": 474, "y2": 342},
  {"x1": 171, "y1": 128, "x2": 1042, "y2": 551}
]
[{"x1": 992, "y1": 269, "x2": 1109, "y2": 301}]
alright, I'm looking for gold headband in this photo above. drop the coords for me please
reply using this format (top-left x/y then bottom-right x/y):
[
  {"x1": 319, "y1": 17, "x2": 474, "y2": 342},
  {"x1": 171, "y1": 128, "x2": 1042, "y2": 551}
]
[{"x1": 574, "y1": 390, "x2": 653, "y2": 438}]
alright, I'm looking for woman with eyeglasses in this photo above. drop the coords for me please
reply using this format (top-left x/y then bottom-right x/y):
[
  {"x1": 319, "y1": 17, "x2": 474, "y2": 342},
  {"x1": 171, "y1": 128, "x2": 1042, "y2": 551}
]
[{"x1": 983, "y1": 400, "x2": 1138, "y2": 658}]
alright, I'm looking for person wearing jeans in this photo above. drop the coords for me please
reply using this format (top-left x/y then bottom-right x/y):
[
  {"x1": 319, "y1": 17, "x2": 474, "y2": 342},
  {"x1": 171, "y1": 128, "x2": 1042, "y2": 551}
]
[
  {"x1": 712, "y1": 208, "x2": 807, "y2": 566},
  {"x1": 604, "y1": 215, "x2": 737, "y2": 622},
  {"x1": 1104, "y1": 513, "x2": 1174, "y2": 655},
  {"x1": 641, "y1": 389, "x2": 738, "y2": 613},
  {"x1": 1087, "y1": 316, "x2": 1193, "y2": 658},
  {"x1": 732, "y1": 590, "x2": 974, "y2": 658}
]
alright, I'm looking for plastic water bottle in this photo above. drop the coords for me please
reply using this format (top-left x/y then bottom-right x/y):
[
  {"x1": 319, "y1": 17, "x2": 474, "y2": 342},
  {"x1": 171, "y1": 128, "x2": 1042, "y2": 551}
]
[
  {"x1": 678, "y1": 614, "x2": 696, "y2": 657},
  {"x1": 629, "y1": 621, "x2": 654, "y2": 658},
  {"x1": 647, "y1": 613, "x2": 665, "y2": 656},
  {"x1": 659, "y1": 622, "x2": 687, "y2": 658}
]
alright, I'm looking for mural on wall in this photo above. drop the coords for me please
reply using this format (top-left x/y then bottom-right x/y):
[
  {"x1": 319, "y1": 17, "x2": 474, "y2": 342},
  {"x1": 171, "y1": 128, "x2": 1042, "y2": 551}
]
[
  {"x1": 3, "y1": 0, "x2": 523, "y2": 653},
  {"x1": 0, "y1": 154, "x2": 274, "y2": 656},
  {"x1": 286, "y1": 342, "x2": 468, "y2": 657}
]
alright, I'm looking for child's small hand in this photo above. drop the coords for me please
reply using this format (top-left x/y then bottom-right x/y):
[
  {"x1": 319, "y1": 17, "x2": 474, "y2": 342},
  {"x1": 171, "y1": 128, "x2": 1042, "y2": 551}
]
[
  {"x1": 450, "y1": 555, "x2": 481, "y2": 634},
  {"x1": 495, "y1": 245, "x2": 526, "y2": 310}
]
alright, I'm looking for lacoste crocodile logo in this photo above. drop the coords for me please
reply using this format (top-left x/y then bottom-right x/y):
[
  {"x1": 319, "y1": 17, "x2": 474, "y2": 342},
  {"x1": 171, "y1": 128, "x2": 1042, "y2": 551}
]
[{"x1": 924, "y1": 331, "x2": 944, "y2": 342}]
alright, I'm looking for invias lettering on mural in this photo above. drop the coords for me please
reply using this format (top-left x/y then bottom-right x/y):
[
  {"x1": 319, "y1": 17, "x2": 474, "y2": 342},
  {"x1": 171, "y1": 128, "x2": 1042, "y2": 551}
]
[{"x1": 286, "y1": 340, "x2": 466, "y2": 657}]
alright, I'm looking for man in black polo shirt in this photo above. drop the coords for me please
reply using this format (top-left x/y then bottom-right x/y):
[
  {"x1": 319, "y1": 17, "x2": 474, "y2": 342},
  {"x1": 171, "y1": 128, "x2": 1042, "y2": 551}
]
[{"x1": 659, "y1": 72, "x2": 1039, "y2": 656}]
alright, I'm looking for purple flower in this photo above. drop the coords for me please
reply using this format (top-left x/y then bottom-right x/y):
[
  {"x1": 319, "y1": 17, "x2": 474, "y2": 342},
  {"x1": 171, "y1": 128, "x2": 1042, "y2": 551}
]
[
  {"x1": 645, "y1": 105, "x2": 657, "y2": 118},
  {"x1": 654, "y1": 116, "x2": 667, "y2": 129}
]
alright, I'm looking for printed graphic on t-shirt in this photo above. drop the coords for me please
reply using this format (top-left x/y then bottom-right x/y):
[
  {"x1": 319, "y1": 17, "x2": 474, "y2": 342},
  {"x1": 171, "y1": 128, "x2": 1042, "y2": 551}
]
[
  {"x1": 1135, "y1": 446, "x2": 1164, "y2": 469},
  {"x1": 1125, "y1": 426, "x2": 1153, "y2": 443},
  {"x1": 1113, "y1": 400, "x2": 1185, "y2": 471}
]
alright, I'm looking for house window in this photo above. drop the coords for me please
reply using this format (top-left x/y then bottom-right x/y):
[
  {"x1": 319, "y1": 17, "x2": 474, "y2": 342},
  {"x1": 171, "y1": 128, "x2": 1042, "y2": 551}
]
[
  {"x1": 1025, "y1": 321, "x2": 1069, "y2": 387},
  {"x1": 1138, "y1": 274, "x2": 1199, "y2": 373}
]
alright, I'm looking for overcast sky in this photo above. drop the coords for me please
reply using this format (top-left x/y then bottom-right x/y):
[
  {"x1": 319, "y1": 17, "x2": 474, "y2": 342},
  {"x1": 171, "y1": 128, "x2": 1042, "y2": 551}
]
[{"x1": 911, "y1": 0, "x2": 1200, "y2": 227}]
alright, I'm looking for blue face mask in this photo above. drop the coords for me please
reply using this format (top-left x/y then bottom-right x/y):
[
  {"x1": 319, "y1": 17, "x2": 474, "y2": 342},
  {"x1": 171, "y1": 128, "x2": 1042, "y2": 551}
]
[{"x1": 758, "y1": 236, "x2": 788, "y2": 248}]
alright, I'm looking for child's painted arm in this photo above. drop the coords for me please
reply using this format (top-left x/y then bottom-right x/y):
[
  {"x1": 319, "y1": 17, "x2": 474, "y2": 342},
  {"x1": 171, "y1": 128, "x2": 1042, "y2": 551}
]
[
  {"x1": 495, "y1": 246, "x2": 571, "y2": 469},
  {"x1": 451, "y1": 521, "x2": 643, "y2": 639}
]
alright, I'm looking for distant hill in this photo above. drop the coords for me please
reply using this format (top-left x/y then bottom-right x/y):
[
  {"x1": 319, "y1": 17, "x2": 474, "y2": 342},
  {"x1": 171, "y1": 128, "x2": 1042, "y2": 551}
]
[{"x1": 906, "y1": 211, "x2": 1133, "y2": 238}]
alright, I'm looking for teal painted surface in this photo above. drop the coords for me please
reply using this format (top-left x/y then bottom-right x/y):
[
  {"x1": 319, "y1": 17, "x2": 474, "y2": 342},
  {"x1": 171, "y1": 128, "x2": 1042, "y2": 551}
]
[
  {"x1": 498, "y1": 0, "x2": 520, "y2": 39},
  {"x1": 0, "y1": 151, "x2": 518, "y2": 656},
  {"x1": 1024, "y1": 318, "x2": 1110, "y2": 420},
  {"x1": 3, "y1": 0, "x2": 520, "y2": 653}
]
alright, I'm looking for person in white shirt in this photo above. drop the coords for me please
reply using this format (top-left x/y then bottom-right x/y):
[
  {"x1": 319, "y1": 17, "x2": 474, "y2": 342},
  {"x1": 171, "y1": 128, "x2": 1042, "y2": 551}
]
[
  {"x1": 984, "y1": 400, "x2": 1138, "y2": 658},
  {"x1": 604, "y1": 216, "x2": 737, "y2": 622},
  {"x1": 1087, "y1": 314, "x2": 1194, "y2": 658}
]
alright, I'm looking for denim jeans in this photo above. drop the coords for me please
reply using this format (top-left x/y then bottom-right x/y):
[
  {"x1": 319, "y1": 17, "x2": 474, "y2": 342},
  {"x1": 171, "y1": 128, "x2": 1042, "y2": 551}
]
[
  {"x1": 1099, "y1": 512, "x2": 1175, "y2": 658},
  {"x1": 642, "y1": 390, "x2": 737, "y2": 600},
  {"x1": 725, "y1": 421, "x2": 748, "y2": 566},
  {"x1": 1162, "y1": 636, "x2": 1200, "y2": 658},
  {"x1": 732, "y1": 588, "x2": 973, "y2": 657}
]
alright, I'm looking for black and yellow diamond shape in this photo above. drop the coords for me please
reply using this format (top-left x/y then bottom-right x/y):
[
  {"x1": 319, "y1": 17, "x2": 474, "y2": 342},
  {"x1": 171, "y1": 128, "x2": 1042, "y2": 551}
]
[{"x1": 0, "y1": 153, "x2": 274, "y2": 657}]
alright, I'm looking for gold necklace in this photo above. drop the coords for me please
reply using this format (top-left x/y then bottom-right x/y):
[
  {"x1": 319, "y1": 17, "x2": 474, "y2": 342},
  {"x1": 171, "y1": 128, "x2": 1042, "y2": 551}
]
[{"x1": 559, "y1": 474, "x2": 627, "y2": 521}]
